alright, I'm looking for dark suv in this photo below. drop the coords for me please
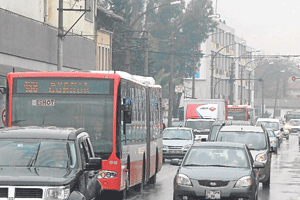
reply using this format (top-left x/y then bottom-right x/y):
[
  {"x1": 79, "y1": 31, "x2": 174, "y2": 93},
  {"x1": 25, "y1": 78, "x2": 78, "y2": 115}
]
[{"x1": 0, "y1": 126, "x2": 103, "y2": 200}]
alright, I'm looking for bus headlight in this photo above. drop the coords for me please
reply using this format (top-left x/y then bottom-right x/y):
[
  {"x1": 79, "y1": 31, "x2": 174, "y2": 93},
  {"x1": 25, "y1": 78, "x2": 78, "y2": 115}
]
[{"x1": 99, "y1": 170, "x2": 117, "y2": 179}]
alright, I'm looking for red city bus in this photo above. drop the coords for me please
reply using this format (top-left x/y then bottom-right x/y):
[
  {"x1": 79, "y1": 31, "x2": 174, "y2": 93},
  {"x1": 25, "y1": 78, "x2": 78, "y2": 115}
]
[
  {"x1": 5, "y1": 71, "x2": 163, "y2": 198},
  {"x1": 227, "y1": 105, "x2": 253, "y2": 121}
]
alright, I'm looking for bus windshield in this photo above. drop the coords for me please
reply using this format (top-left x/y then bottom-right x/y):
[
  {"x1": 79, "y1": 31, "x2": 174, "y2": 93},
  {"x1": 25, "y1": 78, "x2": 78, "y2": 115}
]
[
  {"x1": 11, "y1": 94, "x2": 114, "y2": 154},
  {"x1": 228, "y1": 108, "x2": 247, "y2": 121}
]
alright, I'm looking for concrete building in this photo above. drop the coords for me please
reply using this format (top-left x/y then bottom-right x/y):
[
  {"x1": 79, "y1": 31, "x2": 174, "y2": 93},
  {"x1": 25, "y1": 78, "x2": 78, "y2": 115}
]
[
  {"x1": 181, "y1": 21, "x2": 258, "y2": 108},
  {"x1": 0, "y1": 0, "x2": 124, "y2": 127}
]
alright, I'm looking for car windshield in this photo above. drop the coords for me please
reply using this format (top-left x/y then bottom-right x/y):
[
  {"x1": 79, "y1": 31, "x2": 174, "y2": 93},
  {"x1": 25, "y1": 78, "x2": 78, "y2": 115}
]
[
  {"x1": 183, "y1": 147, "x2": 249, "y2": 168},
  {"x1": 216, "y1": 131, "x2": 267, "y2": 150},
  {"x1": 185, "y1": 121, "x2": 214, "y2": 130},
  {"x1": 0, "y1": 139, "x2": 77, "y2": 168},
  {"x1": 163, "y1": 129, "x2": 193, "y2": 140},
  {"x1": 256, "y1": 121, "x2": 279, "y2": 130}
]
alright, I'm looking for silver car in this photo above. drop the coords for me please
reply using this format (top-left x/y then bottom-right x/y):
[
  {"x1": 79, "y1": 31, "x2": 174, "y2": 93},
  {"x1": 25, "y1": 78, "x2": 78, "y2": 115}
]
[
  {"x1": 162, "y1": 127, "x2": 194, "y2": 162},
  {"x1": 214, "y1": 125, "x2": 272, "y2": 187},
  {"x1": 171, "y1": 142, "x2": 264, "y2": 200}
]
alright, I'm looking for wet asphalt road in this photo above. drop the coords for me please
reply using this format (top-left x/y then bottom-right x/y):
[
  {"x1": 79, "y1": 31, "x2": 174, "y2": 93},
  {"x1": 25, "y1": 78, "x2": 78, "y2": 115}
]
[{"x1": 103, "y1": 133, "x2": 300, "y2": 200}]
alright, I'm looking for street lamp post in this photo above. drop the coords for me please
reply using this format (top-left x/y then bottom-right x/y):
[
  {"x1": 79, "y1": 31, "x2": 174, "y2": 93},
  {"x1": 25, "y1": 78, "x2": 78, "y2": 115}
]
[
  {"x1": 273, "y1": 70, "x2": 285, "y2": 118},
  {"x1": 124, "y1": 1, "x2": 181, "y2": 73},
  {"x1": 228, "y1": 49, "x2": 259, "y2": 104},
  {"x1": 210, "y1": 41, "x2": 244, "y2": 99}
]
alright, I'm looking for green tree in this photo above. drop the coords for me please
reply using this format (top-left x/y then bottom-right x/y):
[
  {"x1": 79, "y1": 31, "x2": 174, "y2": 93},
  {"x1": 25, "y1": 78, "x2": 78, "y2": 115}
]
[
  {"x1": 98, "y1": 0, "x2": 217, "y2": 99},
  {"x1": 254, "y1": 58, "x2": 296, "y2": 99}
]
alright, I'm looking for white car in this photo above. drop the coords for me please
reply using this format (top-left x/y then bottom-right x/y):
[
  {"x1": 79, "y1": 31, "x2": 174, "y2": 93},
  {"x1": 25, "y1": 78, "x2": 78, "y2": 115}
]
[
  {"x1": 255, "y1": 118, "x2": 287, "y2": 141},
  {"x1": 288, "y1": 119, "x2": 300, "y2": 133}
]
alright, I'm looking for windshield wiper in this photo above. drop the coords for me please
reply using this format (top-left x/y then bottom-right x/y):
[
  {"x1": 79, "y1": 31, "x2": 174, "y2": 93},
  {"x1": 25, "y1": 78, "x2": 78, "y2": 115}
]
[
  {"x1": 184, "y1": 164, "x2": 203, "y2": 166},
  {"x1": 203, "y1": 165, "x2": 232, "y2": 168},
  {"x1": 27, "y1": 143, "x2": 41, "y2": 167}
]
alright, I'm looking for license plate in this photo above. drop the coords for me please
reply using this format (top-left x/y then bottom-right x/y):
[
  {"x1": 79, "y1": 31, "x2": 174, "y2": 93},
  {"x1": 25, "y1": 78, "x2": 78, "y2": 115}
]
[{"x1": 205, "y1": 190, "x2": 221, "y2": 199}]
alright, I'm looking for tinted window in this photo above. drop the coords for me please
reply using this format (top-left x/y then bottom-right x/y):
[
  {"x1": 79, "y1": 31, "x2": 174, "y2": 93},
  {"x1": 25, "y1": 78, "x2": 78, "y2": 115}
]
[
  {"x1": 185, "y1": 121, "x2": 214, "y2": 129},
  {"x1": 163, "y1": 129, "x2": 193, "y2": 140},
  {"x1": 0, "y1": 139, "x2": 77, "y2": 168},
  {"x1": 216, "y1": 131, "x2": 267, "y2": 150},
  {"x1": 183, "y1": 147, "x2": 249, "y2": 168}
]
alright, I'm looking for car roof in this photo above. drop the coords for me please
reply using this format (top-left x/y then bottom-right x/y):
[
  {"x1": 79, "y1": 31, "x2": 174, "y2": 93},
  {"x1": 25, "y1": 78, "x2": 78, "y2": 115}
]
[
  {"x1": 192, "y1": 141, "x2": 246, "y2": 148},
  {"x1": 0, "y1": 126, "x2": 86, "y2": 140},
  {"x1": 212, "y1": 120, "x2": 252, "y2": 126},
  {"x1": 186, "y1": 119, "x2": 215, "y2": 122},
  {"x1": 256, "y1": 118, "x2": 279, "y2": 122},
  {"x1": 219, "y1": 125, "x2": 263, "y2": 132},
  {"x1": 163, "y1": 127, "x2": 193, "y2": 131}
]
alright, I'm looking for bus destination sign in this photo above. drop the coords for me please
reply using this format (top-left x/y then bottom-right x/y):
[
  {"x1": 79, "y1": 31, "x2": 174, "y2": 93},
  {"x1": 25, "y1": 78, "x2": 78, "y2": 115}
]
[{"x1": 15, "y1": 78, "x2": 113, "y2": 95}]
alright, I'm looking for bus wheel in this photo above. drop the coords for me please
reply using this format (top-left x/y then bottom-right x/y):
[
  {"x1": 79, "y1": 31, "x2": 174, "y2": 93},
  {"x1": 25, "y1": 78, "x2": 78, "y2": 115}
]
[{"x1": 149, "y1": 174, "x2": 156, "y2": 184}]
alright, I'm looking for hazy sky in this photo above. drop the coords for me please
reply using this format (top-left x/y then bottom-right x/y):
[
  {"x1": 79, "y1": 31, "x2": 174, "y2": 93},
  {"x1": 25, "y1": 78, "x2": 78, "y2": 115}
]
[{"x1": 215, "y1": 0, "x2": 300, "y2": 55}]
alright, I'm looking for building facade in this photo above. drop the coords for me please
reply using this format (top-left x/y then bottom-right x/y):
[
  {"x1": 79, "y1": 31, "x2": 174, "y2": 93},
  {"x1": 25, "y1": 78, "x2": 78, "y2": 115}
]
[
  {"x1": 181, "y1": 21, "x2": 257, "y2": 108},
  {"x1": 0, "y1": 0, "x2": 124, "y2": 127}
]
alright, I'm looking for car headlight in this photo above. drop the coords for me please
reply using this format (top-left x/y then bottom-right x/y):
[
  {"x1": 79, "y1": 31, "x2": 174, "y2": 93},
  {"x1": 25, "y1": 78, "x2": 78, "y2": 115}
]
[
  {"x1": 176, "y1": 173, "x2": 192, "y2": 186},
  {"x1": 284, "y1": 124, "x2": 290, "y2": 129},
  {"x1": 45, "y1": 187, "x2": 70, "y2": 200},
  {"x1": 235, "y1": 176, "x2": 252, "y2": 187},
  {"x1": 183, "y1": 144, "x2": 192, "y2": 150},
  {"x1": 256, "y1": 153, "x2": 267, "y2": 162},
  {"x1": 163, "y1": 145, "x2": 168, "y2": 149},
  {"x1": 98, "y1": 170, "x2": 117, "y2": 179}
]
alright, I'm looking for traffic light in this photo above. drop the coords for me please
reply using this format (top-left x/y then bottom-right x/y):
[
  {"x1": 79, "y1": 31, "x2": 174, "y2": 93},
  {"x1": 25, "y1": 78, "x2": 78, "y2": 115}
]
[{"x1": 292, "y1": 76, "x2": 296, "y2": 81}]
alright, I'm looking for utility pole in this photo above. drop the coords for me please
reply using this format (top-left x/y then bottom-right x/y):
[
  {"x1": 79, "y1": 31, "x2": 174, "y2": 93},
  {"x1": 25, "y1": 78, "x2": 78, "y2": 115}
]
[
  {"x1": 192, "y1": 53, "x2": 196, "y2": 99},
  {"x1": 168, "y1": 32, "x2": 175, "y2": 127},
  {"x1": 261, "y1": 79, "x2": 264, "y2": 117},
  {"x1": 144, "y1": 31, "x2": 149, "y2": 76},
  {"x1": 57, "y1": 0, "x2": 63, "y2": 71},
  {"x1": 229, "y1": 62, "x2": 235, "y2": 105},
  {"x1": 240, "y1": 66, "x2": 243, "y2": 104}
]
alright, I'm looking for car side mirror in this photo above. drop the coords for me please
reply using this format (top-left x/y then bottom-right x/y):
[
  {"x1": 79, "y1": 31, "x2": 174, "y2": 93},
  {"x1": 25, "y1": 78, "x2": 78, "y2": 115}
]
[
  {"x1": 170, "y1": 158, "x2": 181, "y2": 166},
  {"x1": 253, "y1": 161, "x2": 265, "y2": 168},
  {"x1": 86, "y1": 157, "x2": 102, "y2": 170}
]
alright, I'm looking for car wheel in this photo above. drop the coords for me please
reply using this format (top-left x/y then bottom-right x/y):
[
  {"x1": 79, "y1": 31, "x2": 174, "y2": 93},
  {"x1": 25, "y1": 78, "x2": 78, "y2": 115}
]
[
  {"x1": 263, "y1": 173, "x2": 271, "y2": 187},
  {"x1": 274, "y1": 147, "x2": 278, "y2": 154}
]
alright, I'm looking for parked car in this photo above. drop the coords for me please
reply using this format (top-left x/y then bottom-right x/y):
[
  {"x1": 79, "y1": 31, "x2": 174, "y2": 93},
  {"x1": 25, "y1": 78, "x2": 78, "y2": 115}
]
[
  {"x1": 288, "y1": 119, "x2": 300, "y2": 133},
  {"x1": 171, "y1": 142, "x2": 264, "y2": 200},
  {"x1": 208, "y1": 120, "x2": 253, "y2": 141},
  {"x1": 162, "y1": 127, "x2": 194, "y2": 162},
  {"x1": 214, "y1": 125, "x2": 272, "y2": 186},
  {"x1": 266, "y1": 128, "x2": 279, "y2": 154},
  {"x1": 256, "y1": 118, "x2": 286, "y2": 141},
  {"x1": 0, "y1": 126, "x2": 103, "y2": 200}
]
